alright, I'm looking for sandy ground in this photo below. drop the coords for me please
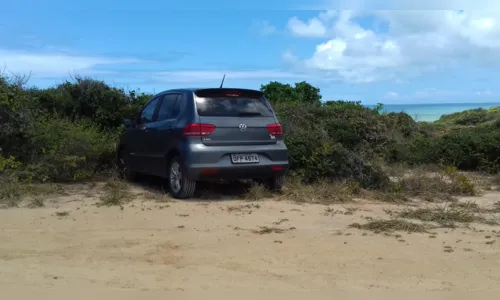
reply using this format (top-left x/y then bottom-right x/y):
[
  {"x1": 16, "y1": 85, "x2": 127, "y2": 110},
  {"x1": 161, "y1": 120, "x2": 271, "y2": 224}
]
[{"x1": 1, "y1": 182, "x2": 500, "y2": 294}]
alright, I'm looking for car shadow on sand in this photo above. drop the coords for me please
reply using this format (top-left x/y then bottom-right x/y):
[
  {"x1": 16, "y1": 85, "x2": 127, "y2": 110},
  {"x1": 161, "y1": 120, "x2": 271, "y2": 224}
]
[{"x1": 131, "y1": 174, "x2": 253, "y2": 201}]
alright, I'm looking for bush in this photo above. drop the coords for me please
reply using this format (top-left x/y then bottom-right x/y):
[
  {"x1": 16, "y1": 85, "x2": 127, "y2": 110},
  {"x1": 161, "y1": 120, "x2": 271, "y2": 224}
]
[
  {"x1": 385, "y1": 124, "x2": 500, "y2": 173},
  {"x1": 436, "y1": 107, "x2": 500, "y2": 127},
  {"x1": 32, "y1": 77, "x2": 135, "y2": 129},
  {"x1": 18, "y1": 117, "x2": 118, "y2": 182},
  {"x1": 1, "y1": 75, "x2": 132, "y2": 183},
  {"x1": 1, "y1": 74, "x2": 499, "y2": 191},
  {"x1": 0, "y1": 76, "x2": 41, "y2": 161},
  {"x1": 0, "y1": 154, "x2": 21, "y2": 172},
  {"x1": 275, "y1": 101, "x2": 392, "y2": 188},
  {"x1": 429, "y1": 126, "x2": 500, "y2": 173},
  {"x1": 380, "y1": 112, "x2": 419, "y2": 138},
  {"x1": 384, "y1": 134, "x2": 436, "y2": 165}
]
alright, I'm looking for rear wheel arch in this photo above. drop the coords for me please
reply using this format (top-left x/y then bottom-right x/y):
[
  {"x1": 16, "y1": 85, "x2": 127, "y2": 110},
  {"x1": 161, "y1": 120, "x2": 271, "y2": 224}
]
[
  {"x1": 165, "y1": 148, "x2": 181, "y2": 167},
  {"x1": 117, "y1": 144, "x2": 138, "y2": 181},
  {"x1": 167, "y1": 155, "x2": 196, "y2": 199}
]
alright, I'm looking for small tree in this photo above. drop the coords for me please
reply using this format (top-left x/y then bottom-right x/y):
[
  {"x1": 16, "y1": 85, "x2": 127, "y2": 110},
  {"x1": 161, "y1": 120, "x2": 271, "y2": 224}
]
[{"x1": 260, "y1": 81, "x2": 321, "y2": 104}]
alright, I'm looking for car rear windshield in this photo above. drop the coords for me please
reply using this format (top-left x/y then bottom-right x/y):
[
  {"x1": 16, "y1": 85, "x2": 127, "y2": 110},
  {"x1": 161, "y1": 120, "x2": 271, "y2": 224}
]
[{"x1": 194, "y1": 89, "x2": 274, "y2": 117}]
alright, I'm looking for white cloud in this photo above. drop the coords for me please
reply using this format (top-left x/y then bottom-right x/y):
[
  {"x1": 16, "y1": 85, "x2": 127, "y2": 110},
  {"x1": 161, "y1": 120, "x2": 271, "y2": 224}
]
[
  {"x1": 285, "y1": 10, "x2": 500, "y2": 83},
  {"x1": 153, "y1": 70, "x2": 309, "y2": 84},
  {"x1": 0, "y1": 49, "x2": 142, "y2": 78},
  {"x1": 384, "y1": 91, "x2": 398, "y2": 99},
  {"x1": 282, "y1": 50, "x2": 298, "y2": 63},
  {"x1": 476, "y1": 90, "x2": 493, "y2": 96},
  {"x1": 0, "y1": 48, "x2": 310, "y2": 86},
  {"x1": 306, "y1": 0, "x2": 500, "y2": 10},
  {"x1": 287, "y1": 16, "x2": 328, "y2": 38},
  {"x1": 383, "y1": 89, "x2": 491, "y2": 102},
  {"x1": 251, "y1": 20, "x2": 278, "y2": 36}
]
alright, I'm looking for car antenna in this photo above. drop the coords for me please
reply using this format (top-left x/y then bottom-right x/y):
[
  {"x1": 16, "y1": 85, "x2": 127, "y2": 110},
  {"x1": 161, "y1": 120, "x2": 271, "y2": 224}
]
[{"x1": 219, "y1": 74, "x2": 226, "y2": 88}]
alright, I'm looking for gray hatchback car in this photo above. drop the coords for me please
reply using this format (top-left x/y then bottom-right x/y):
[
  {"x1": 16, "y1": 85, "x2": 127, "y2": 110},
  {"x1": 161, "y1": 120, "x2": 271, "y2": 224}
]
[{"x1": 117, "y1": 88, "x2": 289, "y2": 199}]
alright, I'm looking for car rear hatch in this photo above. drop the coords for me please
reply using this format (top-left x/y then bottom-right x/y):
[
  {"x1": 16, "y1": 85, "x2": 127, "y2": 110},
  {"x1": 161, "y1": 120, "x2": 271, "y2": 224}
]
[{"x1": 193, "y1": 88, "x2": 282, "y2": 146}]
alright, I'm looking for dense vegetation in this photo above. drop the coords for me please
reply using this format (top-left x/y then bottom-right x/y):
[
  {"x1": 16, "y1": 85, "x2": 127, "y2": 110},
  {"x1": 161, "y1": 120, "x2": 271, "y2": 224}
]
[{"x1": 1, "y1": 75, "x2": 499, "y2": 194}]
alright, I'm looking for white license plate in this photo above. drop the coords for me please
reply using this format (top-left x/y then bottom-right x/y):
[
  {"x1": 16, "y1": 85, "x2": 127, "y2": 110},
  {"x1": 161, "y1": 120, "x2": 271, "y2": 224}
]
[{"x1": 231, "y1": 153, "x2": 259, "y2": 164}]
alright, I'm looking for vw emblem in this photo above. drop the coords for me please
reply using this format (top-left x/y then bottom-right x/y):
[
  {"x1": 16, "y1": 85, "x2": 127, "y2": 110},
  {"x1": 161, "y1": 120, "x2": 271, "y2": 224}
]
[{"x1": 239, "y1": 124, "x2": 247, "y2": 132}]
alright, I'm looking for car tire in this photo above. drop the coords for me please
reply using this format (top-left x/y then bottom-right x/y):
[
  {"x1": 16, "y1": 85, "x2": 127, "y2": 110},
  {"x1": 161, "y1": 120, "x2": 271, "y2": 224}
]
[
  {"x1": 167, "y1": 156, "x2": 196, "y2": 199},
  {"x1": 118, "y1": 150, "x2": 138, "y2": 181},
  {"x1": 266, "y1": 174, "x2": 286, "y2": 192}
]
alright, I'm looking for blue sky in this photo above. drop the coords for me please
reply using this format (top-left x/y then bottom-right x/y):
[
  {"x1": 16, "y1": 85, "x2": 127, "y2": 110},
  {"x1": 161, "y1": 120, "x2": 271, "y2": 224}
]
[{"x1": 1, "y1": 1, "x2": 500, "y2": 104}]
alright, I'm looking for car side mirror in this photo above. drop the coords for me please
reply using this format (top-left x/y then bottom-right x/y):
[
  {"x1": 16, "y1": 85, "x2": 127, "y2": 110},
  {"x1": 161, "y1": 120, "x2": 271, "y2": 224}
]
[{"x1": 123, "y1": 119, "x2": 135, "y2": 128}]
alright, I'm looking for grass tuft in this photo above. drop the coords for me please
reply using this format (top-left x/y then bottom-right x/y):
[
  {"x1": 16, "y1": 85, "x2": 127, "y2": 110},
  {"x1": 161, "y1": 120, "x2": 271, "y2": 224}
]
[
  {"x1": 393, "y1": 167, "x2": 477, "y2": 201},
  {"x1": 281, "y1": 179, "x2": 359, "y2": 204},
  {"x1": 98, "y1": 179, "x2": 132, "y2": 207},
  {"x1": 0, "y1": 179, "x2": 63, "y2": 208},
  {"x1": 397, "y1": 204, "x2": 477, "y2": 228},
  {"x1": 55, "y1": 211, "x2": 70, "y2": 217},
  {"x1": 245, "y1": 183, "x2": 273, "y2": 201},
  {"x1": 28, "y1": 196, "x2": 45, "y2": 208},
  {"x1": 251, "y1": 226, "x2": 294, "y2": 235},
  {"x1": 141, "y1": 190, "x2": 172, "y2": 202},
  {"x1": 0, "y1": 181, "x2": 23, "y2": 208},
  {"x1": 492, "y1": 201, "x2": 500, "y2": 213},
  {"x1": 349, "y1": 218, "x2": 430, "y2": 233}
]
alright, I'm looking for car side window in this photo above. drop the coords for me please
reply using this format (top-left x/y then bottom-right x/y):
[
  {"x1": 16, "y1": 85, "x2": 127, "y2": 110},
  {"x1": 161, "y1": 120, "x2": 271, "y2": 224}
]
[
  {"x1": 171, "y1": 94, "x2": 183, "y2": 119},
  {"x1": 157, "y1": 94, "x2": 180, "y2": 121},
  {"x1": 139, "y1": 97, "x2": 160, "y2": 124}
]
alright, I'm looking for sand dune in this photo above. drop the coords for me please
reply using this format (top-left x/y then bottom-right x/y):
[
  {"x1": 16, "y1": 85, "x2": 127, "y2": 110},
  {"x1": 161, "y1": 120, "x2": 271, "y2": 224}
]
[{"x1": 1, "y1": 184, "x2": 500, "y2": 294}]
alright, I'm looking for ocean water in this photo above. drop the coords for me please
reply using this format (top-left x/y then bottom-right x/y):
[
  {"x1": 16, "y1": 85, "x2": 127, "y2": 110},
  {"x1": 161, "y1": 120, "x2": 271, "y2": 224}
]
[{"x1": 369, "y1": 103, "x2": 500, "y2": 122}]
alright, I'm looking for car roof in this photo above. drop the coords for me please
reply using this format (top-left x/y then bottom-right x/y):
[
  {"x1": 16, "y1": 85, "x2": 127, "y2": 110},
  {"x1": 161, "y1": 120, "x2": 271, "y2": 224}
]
[{"x1": 153, "y1": 88, "x2": 263, "y2": 98}]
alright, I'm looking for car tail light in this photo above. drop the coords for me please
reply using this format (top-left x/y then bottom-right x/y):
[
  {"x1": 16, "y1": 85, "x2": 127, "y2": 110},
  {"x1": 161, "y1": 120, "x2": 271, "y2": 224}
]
[
  {"x1": 266, "y1": 123, "x2": 283, "y2": 136},
  {"x1": 224, "y1": 90, "x2": 241, "y2": 97},
  {"x1": 183, "y1": 123, "x2": 215, "y2": 136}
]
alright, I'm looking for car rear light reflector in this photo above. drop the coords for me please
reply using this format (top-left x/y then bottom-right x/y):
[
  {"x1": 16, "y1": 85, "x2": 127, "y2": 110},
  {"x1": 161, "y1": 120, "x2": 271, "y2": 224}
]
[
  {"x1": 200, "y1": 169, "x2": 218, "y2": 175},
  {"x1": 224, "y1": 90, "x2": 241, "y2": 97},
  {"x1": 183, "y1": 123, "x2": 215, "y2": 136},
  {"x1": 266, "y1": 123, "x2": 283, "y2": 136},
  {"x1": 272, "y1": 166, "x2": 283, "y2": 171}
]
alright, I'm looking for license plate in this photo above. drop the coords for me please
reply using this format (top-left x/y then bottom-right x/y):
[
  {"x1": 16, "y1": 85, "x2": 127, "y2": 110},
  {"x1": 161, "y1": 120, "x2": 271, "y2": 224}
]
[{"x1": 231, "y1": 153, "x2": 259, "y2": 164}]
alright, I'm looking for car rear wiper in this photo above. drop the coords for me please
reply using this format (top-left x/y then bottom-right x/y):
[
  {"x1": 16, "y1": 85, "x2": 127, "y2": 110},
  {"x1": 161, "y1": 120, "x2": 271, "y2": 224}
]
[{"x1": 237, "y1": 112, "x2": 262, "y2": 117}]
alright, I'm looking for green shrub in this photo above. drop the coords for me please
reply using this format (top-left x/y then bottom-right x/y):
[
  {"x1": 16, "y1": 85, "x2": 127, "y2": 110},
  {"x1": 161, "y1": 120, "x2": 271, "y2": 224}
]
[
  {"x1": 0, "y1": 154, "x2": 21, "y2": 172},
  {"x1": 388, "y1": 124, "x2": 500, "y2": 173},
  {"x1": 276, "y1": 102, "x2": 391, "y2": 189},
  {"x1": 0, "y1": 76, "x2": 41, "y2": 161},
  {"x1": 384, "y1": 134, "x2": 436, "y2": 165},
  {"x1": 276, "y1": 101, "x2": 404, "y2": 155},
  {"x1": 16, "y1": 117, "x2": 118, "y2": 182},
  {"x1": 436, "y1": 107, "x2": 500, "y2": 127},
  {"x1": 33, "y1": 77, "x2": 130, "y2": 129},
  {"x1": 429, "y1": 126, "x2": 500, "y2": 173},
  {"x1": 2, "y1": 74, "x2": 500, "y2": 189},
  {"x1": 1, "y1": 75, "x2": 138, "y2": 183},
  {"x1": 29, "y1": 77, "x2": 152, "y2": 129},
  {"x1": 381, "y1": 112, "x2": 419, "y2": 138}
]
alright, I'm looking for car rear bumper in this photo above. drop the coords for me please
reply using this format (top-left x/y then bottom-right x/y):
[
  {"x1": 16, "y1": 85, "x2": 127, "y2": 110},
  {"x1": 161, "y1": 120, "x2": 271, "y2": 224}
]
[
  {"x1": 181, "y1": 142, "x2": 289, "y2": 181},
  {"x1": 187, "y1": 163, "x2": 289, "y2": 181}
]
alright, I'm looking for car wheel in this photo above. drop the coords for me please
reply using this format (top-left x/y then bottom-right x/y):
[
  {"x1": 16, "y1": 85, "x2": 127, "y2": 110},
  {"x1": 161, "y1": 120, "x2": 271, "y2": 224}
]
[
  {"x1": 168, "y1": 156, "x2": 196, "y2": 199},
  {"x1": 118, "y1": 151, "x2": 138, "y2": 181},
  {"x1": 266, "y1": 174, "x2": 286, "y2": 192}
]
